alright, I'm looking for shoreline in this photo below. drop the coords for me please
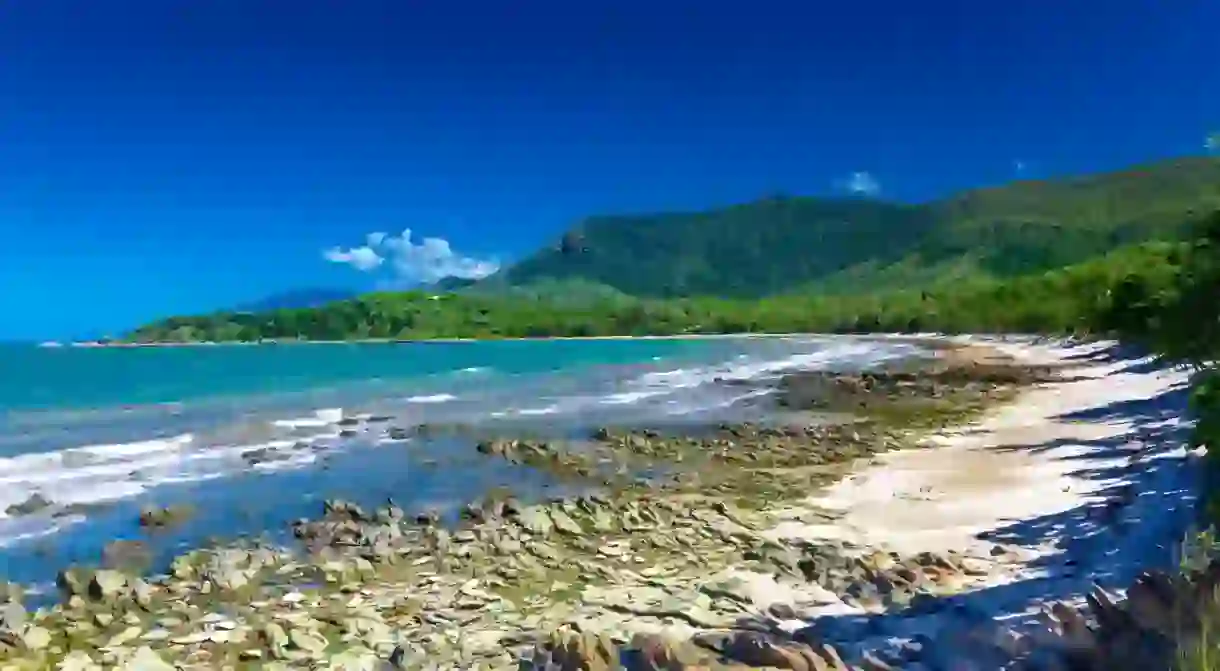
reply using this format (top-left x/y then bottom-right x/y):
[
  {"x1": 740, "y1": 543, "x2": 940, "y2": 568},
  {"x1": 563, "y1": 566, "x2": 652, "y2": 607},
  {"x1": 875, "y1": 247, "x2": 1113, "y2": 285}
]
[
  {"x1": 46, "y1": 332, "x2": 1037, "y2": 349},
  {"x1": 0, "y1": 337, "x2": 1199, "y2": 669},
  {"x1": 754, "y1": 338, "x2": 1201, "y2": 660}
]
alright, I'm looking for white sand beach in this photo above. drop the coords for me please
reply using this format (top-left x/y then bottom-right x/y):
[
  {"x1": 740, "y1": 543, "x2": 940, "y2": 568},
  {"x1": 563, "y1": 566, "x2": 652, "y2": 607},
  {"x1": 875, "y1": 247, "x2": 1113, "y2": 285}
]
[{"x1": 713, "y1": 337, "x2": 1205, "y2": 662}]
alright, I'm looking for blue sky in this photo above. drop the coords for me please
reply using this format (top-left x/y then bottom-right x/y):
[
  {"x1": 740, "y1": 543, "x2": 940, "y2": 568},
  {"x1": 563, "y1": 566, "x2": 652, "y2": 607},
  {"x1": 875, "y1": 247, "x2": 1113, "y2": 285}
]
[{"x1": 0, "y1": 1, "x2": 1216, "y2": 340}]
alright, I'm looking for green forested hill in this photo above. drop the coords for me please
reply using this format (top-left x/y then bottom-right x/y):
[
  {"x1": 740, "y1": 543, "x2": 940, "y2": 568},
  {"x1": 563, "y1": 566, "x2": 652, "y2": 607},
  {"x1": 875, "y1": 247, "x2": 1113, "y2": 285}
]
[
  {"x1": 127, "y1": 237, "x2": 1191, "y2": 343},
  {"x1": 127, "y1": 156, "x2": 1220, "y2": 342},
  {"x1": 493, "y1": 156, "x2": 1220, "y2": 297},
  {"x1": 498, "y1": 198, "x2": 938, "y2": 298}
]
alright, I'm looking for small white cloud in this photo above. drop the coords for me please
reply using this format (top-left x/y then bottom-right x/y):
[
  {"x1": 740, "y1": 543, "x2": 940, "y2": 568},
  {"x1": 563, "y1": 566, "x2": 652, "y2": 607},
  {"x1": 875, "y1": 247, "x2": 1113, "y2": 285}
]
[
  {"x1": 1013, "y1": 160, "x2": 1027, "y2": 174},
  {"x1": 322, "y1": 245, "x2": 384, "y2": 271},
  {"x1": 324, "y1": 229, "x2": 499, "y2": 284},
  {"x1": 1206, "y1": 133, "x2": 1218, "y2": 153},
  {"x1": 837, "y1": 171, "x2": 881, "y2": 196}
]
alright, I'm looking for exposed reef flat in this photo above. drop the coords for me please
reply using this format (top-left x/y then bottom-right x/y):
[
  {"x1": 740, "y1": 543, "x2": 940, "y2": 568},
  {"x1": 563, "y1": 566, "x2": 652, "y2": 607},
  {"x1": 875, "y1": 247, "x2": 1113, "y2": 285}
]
[{"x1": 0, "y1": 338, "x2": 1203, "y2": 670}]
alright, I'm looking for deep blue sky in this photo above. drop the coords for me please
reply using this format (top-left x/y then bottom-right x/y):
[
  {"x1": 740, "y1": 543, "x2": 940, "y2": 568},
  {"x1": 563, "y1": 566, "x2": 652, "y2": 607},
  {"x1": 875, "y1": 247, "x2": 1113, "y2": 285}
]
[{"x1": 0, "y1": 1, "x2": 1216, "y2": 340}]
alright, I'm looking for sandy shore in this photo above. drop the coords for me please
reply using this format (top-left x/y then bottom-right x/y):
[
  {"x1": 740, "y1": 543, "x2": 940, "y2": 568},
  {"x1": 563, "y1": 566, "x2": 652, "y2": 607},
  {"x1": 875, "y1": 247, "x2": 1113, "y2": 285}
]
[{"x1": 742, "y1": 337, "x2": 1203, "y2": 660}]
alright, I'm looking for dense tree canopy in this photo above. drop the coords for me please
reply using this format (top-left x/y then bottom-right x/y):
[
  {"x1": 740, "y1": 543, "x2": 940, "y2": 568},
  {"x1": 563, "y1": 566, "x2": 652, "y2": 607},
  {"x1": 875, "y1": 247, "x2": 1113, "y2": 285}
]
[
  {"x1": 127, "y1": 239, "x2": 1189, "y2": 343},
  {"x1": 494, "y1": 157, "x2": 1220, "y2": 298}
]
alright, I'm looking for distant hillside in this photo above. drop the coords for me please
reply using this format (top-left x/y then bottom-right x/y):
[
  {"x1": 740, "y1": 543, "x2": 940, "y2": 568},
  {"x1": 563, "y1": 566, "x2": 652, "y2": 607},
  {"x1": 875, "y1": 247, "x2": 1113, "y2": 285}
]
[
  {"x1": 124, "y1": 236, "x2": 1195, "y2": 343},
  {"x1": 234, "y1": 288, "x2": 357, "y2": 312},
  {"x1": 487, "y1": 156, "x2": 1220, "y2": 297}
]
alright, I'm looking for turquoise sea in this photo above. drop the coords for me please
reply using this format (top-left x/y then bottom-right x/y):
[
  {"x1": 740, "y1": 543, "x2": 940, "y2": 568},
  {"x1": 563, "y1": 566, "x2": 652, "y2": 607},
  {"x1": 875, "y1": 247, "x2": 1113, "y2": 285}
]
[{"x1": 0, "y1": 336, "x2": 925, "y2": 591}]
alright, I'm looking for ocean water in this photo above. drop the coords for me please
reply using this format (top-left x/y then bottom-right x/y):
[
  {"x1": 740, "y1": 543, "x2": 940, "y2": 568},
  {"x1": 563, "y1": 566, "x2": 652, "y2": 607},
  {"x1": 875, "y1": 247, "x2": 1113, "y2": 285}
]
[{"x1": 0, "y1": 336, "x2": 927, "y2": 589}]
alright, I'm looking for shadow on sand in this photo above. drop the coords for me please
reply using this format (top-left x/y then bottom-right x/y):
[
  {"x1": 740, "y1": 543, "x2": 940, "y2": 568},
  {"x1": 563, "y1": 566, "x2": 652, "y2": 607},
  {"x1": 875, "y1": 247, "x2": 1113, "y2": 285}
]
[{"x1": 737, "y1": 350, "x2": 1204, "y2": 663}]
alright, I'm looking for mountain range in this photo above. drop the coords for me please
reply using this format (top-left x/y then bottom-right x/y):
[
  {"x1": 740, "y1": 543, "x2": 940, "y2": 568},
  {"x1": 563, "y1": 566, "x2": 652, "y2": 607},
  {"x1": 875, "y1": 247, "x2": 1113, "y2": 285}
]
[
  {"x1": 236, "y1": 155, "x2": 1220, "y2": 312},
  {"x1": 485, "y1": 156, "x2": 1220, "y2": 298}
]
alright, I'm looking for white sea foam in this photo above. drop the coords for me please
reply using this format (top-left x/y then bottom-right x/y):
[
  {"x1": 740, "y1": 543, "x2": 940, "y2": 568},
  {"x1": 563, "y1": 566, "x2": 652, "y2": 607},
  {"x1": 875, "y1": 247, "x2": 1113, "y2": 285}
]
[
  {"x1": 515, "y1": 405, "x2": 560, "y2": 416},
  {"x1": 600, "y1": 391, "x2": 666, "y2": 405},
  {"x1": 0, "y1": 514, "x2": 86, "y2": 549},
  {"x1": 271, "y1": 407, "x2": 345, "y2": 429},
  {"x1": 404, "y1": 394, "x2": 457, "y2": 404},
  {"x1": 0, "y1": 424, "x2": 341, "y2": 548},
  {"x1": 615, "y1": 340, "x2": 905, "y2": 403},
  {"x1": 0, "y1": 336, "x2": 921, "y2": 549}
]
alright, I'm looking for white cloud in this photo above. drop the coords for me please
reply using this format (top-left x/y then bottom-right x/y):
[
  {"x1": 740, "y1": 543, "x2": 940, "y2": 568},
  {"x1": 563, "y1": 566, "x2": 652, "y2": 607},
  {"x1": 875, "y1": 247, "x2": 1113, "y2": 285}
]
[
  {"x1": 322, "y1": 245, "x2": 383, "y2": 271},
  {"x1": 1207, "y1": 133, "x2": 1218, "y2": 153},
  {"x1": 837, "y1": 171, "x2": 881, "y2": 196},
  {"x1": 324, "y1": 229, "x2": 500, "y2": 284}
]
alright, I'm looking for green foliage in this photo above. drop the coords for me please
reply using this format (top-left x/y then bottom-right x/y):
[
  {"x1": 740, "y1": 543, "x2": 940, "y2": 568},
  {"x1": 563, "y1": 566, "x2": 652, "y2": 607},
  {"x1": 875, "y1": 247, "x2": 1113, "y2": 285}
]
[
  {"x1": 493, "y1": 157, "x2": 1220, "y2": 297},
  {"x1": 1095, "y1": 213, "x2": 1220, "y2": 534},
  {"x1": 127, "y1": 239, "x2": 1193, "y2": 343}
]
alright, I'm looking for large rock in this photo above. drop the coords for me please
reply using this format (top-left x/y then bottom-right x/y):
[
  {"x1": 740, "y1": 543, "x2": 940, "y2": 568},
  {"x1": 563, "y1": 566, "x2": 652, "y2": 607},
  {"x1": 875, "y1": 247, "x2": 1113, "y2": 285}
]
[
  {"x1": 102, "y1": 539, "x2": 153, "y2": 572},
  {"x1": 4, "y1": 493, "x2": 53, "y2": 516},
  {"x1": 519, "y1": 628, "x2": 617, "y2": 670},
  {"x1": 138, "y1": 503, "x2": 195, "y2": 528},
  {"x1": 88, "y1": 569, "x2": 129, "y2": 601},
  {"x1": 695, "y1": 631, "x2": 851, "y2": 670},
  {"x1": 0, "y1": 601, "x2": 26, "y2": 634}
]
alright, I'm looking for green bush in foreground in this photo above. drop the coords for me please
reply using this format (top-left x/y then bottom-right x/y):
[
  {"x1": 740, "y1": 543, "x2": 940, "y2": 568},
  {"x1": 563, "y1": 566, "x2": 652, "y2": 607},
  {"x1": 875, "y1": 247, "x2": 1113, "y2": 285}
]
[{"x1": 1116, "y1": 214, "x2": 1220, "y2": 670}]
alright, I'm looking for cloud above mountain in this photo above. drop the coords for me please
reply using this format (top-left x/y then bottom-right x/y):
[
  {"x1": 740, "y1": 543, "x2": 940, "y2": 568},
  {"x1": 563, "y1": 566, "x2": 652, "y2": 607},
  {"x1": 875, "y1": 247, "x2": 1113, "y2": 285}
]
[
  {"x1": 323, "y1": 229, "x2": 500, "y2": 283},
  {"x1": 836, "y1": 171, "x2": 881, "y2": 196},
  {"x1": 322, "y1": 243, "x2": 383, "y2": 272}
]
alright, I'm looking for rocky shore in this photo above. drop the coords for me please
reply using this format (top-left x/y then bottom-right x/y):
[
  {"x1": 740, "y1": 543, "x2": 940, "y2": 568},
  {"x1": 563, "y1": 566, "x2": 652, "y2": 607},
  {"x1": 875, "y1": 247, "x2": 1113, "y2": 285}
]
[{"x1": 0, "y1": 339, "x2": 1205, "y2": 670}]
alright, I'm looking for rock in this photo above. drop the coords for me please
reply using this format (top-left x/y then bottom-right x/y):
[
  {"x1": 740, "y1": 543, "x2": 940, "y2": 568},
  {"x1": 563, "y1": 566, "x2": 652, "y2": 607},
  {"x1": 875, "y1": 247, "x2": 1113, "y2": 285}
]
[
  {"x1": 328, "y1": 648, "x2": 379, "y2": 670},
  {"x1": 860, "y1": 651, "x2": 896, "y2": 670},
  {"x1": 262, "y1": 621, "x2": 290, "y2": 655},
  {"x1": 241, "y1": 446, "x2": 294, "y2": 466},
  {"x1": 0, "y1": 581, "x2": 22, "y2": 604},
  {"x1": 4, "y1": 492, "x2": 53, "y2": 516},
  {"x1": 722, "y1": 632, "x2": 814, "y2": 668},
  {"x1": 289, "y1": 627, "x2": 329, "y2": 654},
  {"x1": 521, "y1": 628, "x2": 617, "y2": 670},
  {"x1": 21, "y1": 624, "x2": 51, "y2": 650},
  {"x1": 102, "y1": 539, "x2": 153, "y2": 571},
  {"x1": 0, "y1": 601, "x2": 26, "y2": 633},
  {"x1": 55, "y1": 568, "x2": 84, "y2": 600},
  {"x1": 626, "y1": 633, "x2": 711, "y2": 669},
  {"x1": 122, "y1": 646, "x2": 175, "y2": 670},
  {"x1": 137, "y1": 503, "x2": 195, "y2": 528},
  {"x1": 59, "y1": 651, "x2": 100, "y2": 671},
  {"x1": 548, "y1": 509, "x2": 584, "y2": 536},
  {"x1": 517, "y1": 507, "x2": 554, "y2": 536},
  {"x1": 130, "y1": 578, "x2": 154, "y2": 608},
  {"x1": 957, "y1": 556, "x2": 993, "y2": 576},
  {"x1": 107, "y1": 625, "x2": 143, "y2": 647},
  {"x1": 88, "y1": 569, "x2": 128, "y2": 601}
]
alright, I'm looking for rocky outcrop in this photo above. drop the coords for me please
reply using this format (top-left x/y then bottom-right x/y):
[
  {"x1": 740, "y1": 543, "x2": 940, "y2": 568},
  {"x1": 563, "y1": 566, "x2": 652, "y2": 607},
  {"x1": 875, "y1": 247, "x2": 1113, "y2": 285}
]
[
  {"x1": 137, "y1": 503, "x2": 195, "y2": 528},
  {"x1": 2, "y1": 351, "x2": 1142, "y2": 670}
]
